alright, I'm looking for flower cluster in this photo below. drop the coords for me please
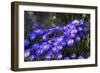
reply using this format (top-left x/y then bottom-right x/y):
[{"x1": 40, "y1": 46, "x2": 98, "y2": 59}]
[{"x1": 24, "y1": 19, "x2": 90, "y2": 61}]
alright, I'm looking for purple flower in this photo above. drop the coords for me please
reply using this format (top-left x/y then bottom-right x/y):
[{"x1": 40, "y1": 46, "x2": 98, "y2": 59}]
[
  {"x1": 45, "y1": 54, "x2": 51, "y2": 60},
  {"x1": 31, "y1": 43, "x2": 39, "y2": 50},
  {"x1": 67, "y1": 39, "x2": 74, "y2": 46},
  {"x1": 67, "y1": 24, "x2": 76, "y2": 29},
  {"x1": 70, "y1": 53, "x2": 76, "y2": 58},
  {"x1": 72, "y1": 19, "x2": 79, "y2": 25},
  {"x1": 54, "y1": 36, "x2": 64, "y2": 43},
  {"x1": 55, "y1": 26, "x2": 63, "y2": 31},
  {"x1": 36, "y1": 49, "x2": 44, "y2": 56},
  {"x1": 78, "y1": 27, "x2": 83, "y2": 32},
  {"x1": 55, "y1": 26, "x2": 60, "y2": 30},
  {"x1": 34, "y1": 29, "x2": 44, "y2": 35},
  {"x1": 61, "y1": 41, "x2": 66, "y2": 46},
  {"x1": 56, "y1": 45, "x2": 63, "y2": 50},
  {"x1": 24, "y1": 49, "x2": 31, "y2": 58},
  {"x1": 53, "y1": 42, "x2": 59, "y2": 46},
  {"x1": 44, "y1": 52, "x2": 53, "y2": 60},
  {"x1": 31, "y1": 55, "x2": 36, "y2": 60},
  {"x1": 48, "y1": 40, "x2": 53, "y2": 44},
  {"x1": 71, "y1": 29, "x2": 77, "y2": 34},
  {"x1": 57, "y1": 53, "x2": 62, "y2": 59},
  {"x1": 63, "y1": 25, "x2": 76, "y2": 37},
  {"x1": 51, "y1": 46, "x2": 59, "y2": 53},
  {"x1": 49, "y1": 28, "x2": 54, "y2": 32},
  {"x1": 42, "y1": 44, "x2": 50, "y2": 51},
  {"x1": 82, "y1": 24, "x2": 90, "y2": 32},
  {"x1": 79, "y1": 19, "x2": 84, "y2": 25},
  {"x1": 70, "y1": 29, "x2": 77, "y2": 38},
  {"x1": 83, "y1": 26, "x2": 89, "y2": 32},
  {"x1": 63, "y1": 30, "x2": 70, "y2": 36},
  {"x1": 42, "y1": 34, "x2": 48, "y2": 41},
  {"x1": 75, "y1": 36, "x2": 81, "y2": 43},
  {"x1": 30, "y1": 32, "x2": 36, "y2": 40},
  {"x1": 24, "y1": 39, "x2": 29, "y2": 47}
]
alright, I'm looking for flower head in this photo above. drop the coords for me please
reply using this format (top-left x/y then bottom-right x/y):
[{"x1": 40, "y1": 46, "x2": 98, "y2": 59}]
[
  {"x1": 30, "y1": 32, "x2": 36, "y2": 40},
  {"x1": 54, "y1": 36, "x2": 64, "y2": 43},
  {"x1": 75, "y1": 36, "x2": 81, "y2": 43},
  {"x1": 72, "y1": 19, "x2": 79, "y2": 25},
  {"x1": 44, "y1": 52, "x2": 53, "y2": 60},
  {"x1": 34, "y1": 29, "x2": 44, "y2": 35},
  {"x1": 79, "y1": 19, "x2": 84, "y2": 25},
  {"x1": 42, "y1": 44, "x2": 50, "y2": 51},
  {"x1": 67, "y1": 39, "x2": 74, "y2": 46},
  {"x1": 24, "y1": 39, "x2": 29, "y2": 47},
  {"x1": 70, "y1": 53, "x2": 76, "y2": 59},
  {"x1": 57, "y1": 53, "x2": 62, "y2": 59},
  {"x1": 51, "y1": 46, "x2": 59, "y2": 53},
  {"x1": 24, "y1": 49, "x2": 31, "y2": 58},
  {"x1": 36, "y1": 49, "x2": 44, "y2": 56},
  {"x1": 70, "y1": 29, "x2": 77, "y2": 38},
  {"x1": 31, "y1": 43, "x2": 39, "y2": 50}
]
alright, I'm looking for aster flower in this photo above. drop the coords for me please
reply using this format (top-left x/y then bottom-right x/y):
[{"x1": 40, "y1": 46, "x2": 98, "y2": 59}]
[
  {"x1": 31, "y1": 55, "x2": 36, "y2": 60},
  {"x1": 70, "y1": 29, "x2": 77, "y2": 38},
  {"x1": 30, "y1": 32, "x2": 36, "y2": 40},
  {"x1": 36, "y1": 49, "x2": 44, "y2": 56},
  {"x1": 45, "y1": 54, "x2": 51, "y2": 60},
  {"x1": 34, "y1": 29, "x2": 44, "y2": 35},
  {"x1": 44, "y1": 52, "x2": 53, "y2": 60},
  {"x1": 75, "y1": 36, "x2": 81, "y2": 43},
  {"x1": 55, "y1": 26, "x2": 61, "y2": 30},
  {"x1": 78, "y1": 27, "x2": 83, "y2": 32},
  {"x1": 57, "y1": 53, "x2": 62, "y2": 59},
  {"x1": 67, "y1": 24, "x2": 76, "y2": 30},
  {"x1": 41, "y1": 44, "x2": 50, "y2": 51},
  {"x1": 54, "y1": 36, "x2": 64, "y2": 43},
  {"x1": 79, "y1": 19, "x2": 84, "y2": 25},
  {"x1": 42, "y1": 34, "x2": 48, "y2": 41},
  {"x1": 83, "y1": 25, "x2": 90, "y2": 32},
  {"x1": 53, "y1": 42, "x2": 59, "y2": 46},
  {"x1": 24, "y1": 49, "x2": 31, "y2": 58},
  {"x1": 56, "y1": 45, "x2": 63, "y2": 50},
  {"x1": 48, "y1": 40, "x2": 53, "y2": 44},
  {"x1": 67, "y1": 39, "x2": 74, "y2": 46},
  {"x1": 55, "y1": 26, "x2": 63, "y2": 31},
  {"x1": 63, "y1": 25, "x2": 76, "y2": 37},
  {"x1": 24, "y1": 39, "x2": 29, "y2": 47},
  {"x1": 72, "y1": 19, "x2": 80, "y2": 25},
  {"x1": 63, "y1": 30, "x2": 70, "y2": 36},
  {"x1": 51, "y1": 46, "x2": 59, "y2": 53},
  {"x1": 70, "y1": 53, "x2": 76, "y2": 59},
  {"x1": 60, "y1": 40, "x2": 66, "y2": 46},
  {"x1": 31, "y1": 43, "x2": 39, "y2": 50}
]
